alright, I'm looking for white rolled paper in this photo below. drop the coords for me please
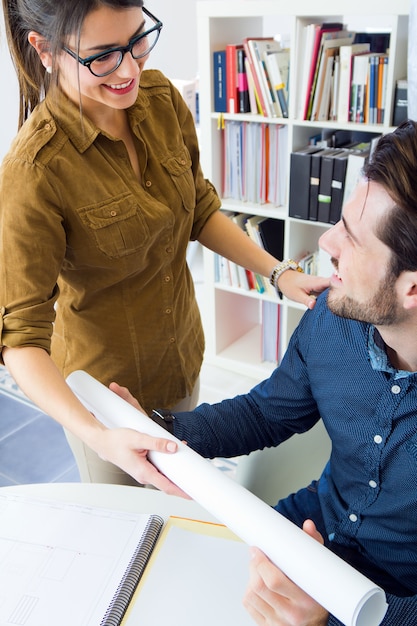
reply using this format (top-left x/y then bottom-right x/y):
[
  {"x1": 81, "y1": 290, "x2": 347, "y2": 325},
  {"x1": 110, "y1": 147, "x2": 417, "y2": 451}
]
[{"x1": 67, "y1": 370, "x2": 388, "y2": 626}]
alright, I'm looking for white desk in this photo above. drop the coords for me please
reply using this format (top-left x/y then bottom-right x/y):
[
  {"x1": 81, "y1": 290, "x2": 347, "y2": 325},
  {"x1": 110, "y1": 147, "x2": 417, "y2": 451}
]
[
  {"x1": 1, "y1": 482, "x2": 218, "y2": 522},
  {"x1": 0, "y1": 484, "x2": 253, "y2": 626}
]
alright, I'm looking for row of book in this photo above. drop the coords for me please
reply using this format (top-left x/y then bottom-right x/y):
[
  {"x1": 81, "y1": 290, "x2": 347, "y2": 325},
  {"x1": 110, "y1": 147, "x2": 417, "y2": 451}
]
[
  {"x1": 213, "y1": 38, "x2": 290, "y2": 118},
  {"x1": 298, "y1": 24, "x2": 391, "y2": 123},
  {"x1": 222, "y1": 120, "x2": 288, "y2": 206},
  {"x1": 215, "y1": 211, "x2": 284, "y2": 296},
  {"x1": 288, "y1": 135, "x2": 381, "y2": 224}
]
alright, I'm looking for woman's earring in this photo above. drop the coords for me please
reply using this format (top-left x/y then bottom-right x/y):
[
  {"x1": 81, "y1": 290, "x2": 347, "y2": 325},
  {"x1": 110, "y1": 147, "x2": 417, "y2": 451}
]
[{"x1": 45, "y1": 66, "x2": 52, "y2": 74}]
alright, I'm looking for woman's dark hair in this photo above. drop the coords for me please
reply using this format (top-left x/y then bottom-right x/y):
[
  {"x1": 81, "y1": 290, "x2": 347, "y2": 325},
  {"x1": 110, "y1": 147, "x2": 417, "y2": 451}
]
[
  {"x1": 364, "y1": 119, "x2": 417, "y2": 277},
  {"x1": 2, "y1": 0, "x2": 144, "y2": 127}
]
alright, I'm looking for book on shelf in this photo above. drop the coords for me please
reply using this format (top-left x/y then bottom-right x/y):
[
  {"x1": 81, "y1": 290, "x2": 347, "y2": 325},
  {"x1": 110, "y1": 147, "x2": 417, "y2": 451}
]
[
  {"x1": 309, "y1": 32, "x2": 355, "y2": 122},
  {"x1": 244, "y1": 54, "x2": 262, "y2": 114},
  {"x1": 237, "y1": 47, "x2": 251, "y2": 113},
  {"x1": 242, "y1": 37, "x2": 270, "y2": 116},
  {"x1": 329, "y1": 150, "x2": 350, "y2": 224},
  {"x1": 392, "y1": 78, "x2": 408, "y2": 126},
  {"x1": 213, "y1": 49, "x2": 227, "y2": 113},
  {"x1": 226, "y1": 43, "x2": 244, "y2": 114},
  {"x1": 342, "y1": 143, "x2": 373, "y2": 206},
  {"x1": 317, "y1": 149, "x2": 346, "y2": 223},
  {"x1": 349, "y1": 53, "x2": 388, "y2": 124},
  {"x1": 262, "y1": 300, "x2": 281, "y2": 363},
  {"x1": 288, "y1": 145, "x2": 324, "y2": 220},
  {"x1": 221, "y1": 119, "x2": 288, "y2": 207},
  {"x1": 336, "y1": 42, "x2": 370, "y2": 123},
  {"x1": 244, "y1": 37, "x2": 284, "y2": 118},
  {"x1": 246, "y1": 38, "x2": 290, "y2": 118},
  {"x1": 298, "y1": 22, "x2": 344, "y2": 120},
  {"x1": 0, "y1": 492, "x2": 254, "y2": 626},
  {"x1": 308, "y1": 148, "x2": 326, "y2": 221}
]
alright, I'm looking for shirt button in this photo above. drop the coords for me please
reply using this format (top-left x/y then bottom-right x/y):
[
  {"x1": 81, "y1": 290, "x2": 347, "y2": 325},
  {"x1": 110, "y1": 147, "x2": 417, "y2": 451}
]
[
  {"x1": 110, "y1": 210, "x2": 117, "y2": 217},
  {"x1": 169, "y1": 337, "x2": 176, "y2": 343},
  {"x1": 369, "y1": 480, "x2": 377, "y2": 489},
  {"x1": 166, "y1": 247, "x2": 173, "y2": 254},
  {"x1": 374, "y1": 435, "x2": 383, "y2": 444},
  {"x1": 391, "y1": 384, "x2": 401, "y2": 394},
  {"x1": 44, "y1": 123, "x2": 51, "y2": 130},
  {"x1": 165, "y1": 308, "x2": 172, "y2": 315},
  {"x1": 145, "y1": 180, "x2": 152, "y2": 187},
  {"x1": 349, "y1": 514, "x2": 358, "y2": 523},
  {"x1": 180, "y1": 159, "x2": 186, "y2": 165},
  {"x1": 164, "y1": 276, "x2": 171, "y2": 283}
]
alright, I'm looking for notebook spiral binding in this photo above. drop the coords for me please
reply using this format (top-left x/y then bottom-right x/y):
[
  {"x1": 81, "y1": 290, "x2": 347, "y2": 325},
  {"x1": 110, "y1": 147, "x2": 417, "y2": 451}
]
[{"x1": 101, "y1": 514, "x2": 164, "y2": 625}]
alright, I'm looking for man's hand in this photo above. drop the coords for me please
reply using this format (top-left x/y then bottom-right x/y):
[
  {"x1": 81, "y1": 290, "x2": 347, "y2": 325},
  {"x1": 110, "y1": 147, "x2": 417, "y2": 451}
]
[{"x1": 243, "y1": 520, "x2": 329, "y2": 625}]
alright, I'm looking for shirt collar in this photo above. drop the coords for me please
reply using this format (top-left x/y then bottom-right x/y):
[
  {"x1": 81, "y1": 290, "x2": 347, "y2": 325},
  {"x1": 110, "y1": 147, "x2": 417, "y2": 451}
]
[
  {"x1": 368, "y1": 326, "x2": 413, "y2": 380},
  {"x1": 44, "y1": 84, "x2": 150, "y2": 153}
]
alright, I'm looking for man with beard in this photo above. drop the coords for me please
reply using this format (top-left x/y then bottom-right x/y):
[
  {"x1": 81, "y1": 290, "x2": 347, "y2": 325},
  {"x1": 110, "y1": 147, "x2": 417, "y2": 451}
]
[{"x1": 114, "y1": 119, "x2": 417, "y2": 625}]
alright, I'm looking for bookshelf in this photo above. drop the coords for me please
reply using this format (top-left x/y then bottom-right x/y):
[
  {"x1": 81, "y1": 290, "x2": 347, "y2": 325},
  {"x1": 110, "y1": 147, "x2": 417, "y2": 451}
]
[{"x1": 197, "y1": 0, "x2": 410, "y2": 380}]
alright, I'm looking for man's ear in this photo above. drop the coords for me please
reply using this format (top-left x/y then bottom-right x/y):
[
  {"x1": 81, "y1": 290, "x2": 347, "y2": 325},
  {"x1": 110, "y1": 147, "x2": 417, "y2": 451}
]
[
  {"x1": 401, "y1": 271, "x2": 417, "y2": 311},
  {"x1": 28, "y1": 31, "x2": 53, "y2": 70}
]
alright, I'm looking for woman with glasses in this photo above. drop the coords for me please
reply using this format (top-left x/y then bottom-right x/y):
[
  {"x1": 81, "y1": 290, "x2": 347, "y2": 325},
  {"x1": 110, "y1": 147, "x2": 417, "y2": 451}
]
[{"x1": 0, "y1": 0, "x2": 329, "y2": 486}]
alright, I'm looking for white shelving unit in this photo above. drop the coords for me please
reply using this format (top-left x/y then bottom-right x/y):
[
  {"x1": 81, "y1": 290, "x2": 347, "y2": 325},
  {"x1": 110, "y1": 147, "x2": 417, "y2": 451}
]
[{"x1": 197, "y1": 0, "x2": 410, "y2": 381}]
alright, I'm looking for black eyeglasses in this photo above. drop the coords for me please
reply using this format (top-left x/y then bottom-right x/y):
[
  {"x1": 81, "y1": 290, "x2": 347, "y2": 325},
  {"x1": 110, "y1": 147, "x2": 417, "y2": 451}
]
[{"x1": 62, "y1": 7, "x2": 163, "y2": 77}]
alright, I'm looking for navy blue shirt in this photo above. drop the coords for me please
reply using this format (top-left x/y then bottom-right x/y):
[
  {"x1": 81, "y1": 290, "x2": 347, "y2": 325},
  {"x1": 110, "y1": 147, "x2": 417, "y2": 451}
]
[{"x1": 173, "y1": 293, "x2": 417, "y2": 625}]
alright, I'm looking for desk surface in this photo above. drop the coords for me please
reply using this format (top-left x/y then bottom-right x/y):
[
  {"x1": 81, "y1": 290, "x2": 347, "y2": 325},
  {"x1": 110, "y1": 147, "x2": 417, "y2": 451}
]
[{"x1": 1, "y1": 482, "x2": 218, "y2": 522}]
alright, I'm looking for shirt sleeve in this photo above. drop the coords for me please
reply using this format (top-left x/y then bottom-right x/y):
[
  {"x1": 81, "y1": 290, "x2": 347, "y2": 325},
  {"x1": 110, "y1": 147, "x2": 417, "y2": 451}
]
[
  {"x1": 0, "y1": 154, "x2": 64, "y2": 356},
  {"x1": 173, "y1": 306, "x2": 321, "y2": 458}
]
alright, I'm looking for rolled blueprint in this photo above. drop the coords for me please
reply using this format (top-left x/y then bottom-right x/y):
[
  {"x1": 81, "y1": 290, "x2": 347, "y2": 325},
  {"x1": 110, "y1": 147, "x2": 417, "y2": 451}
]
[{"x1": 66, "y1": 370, "x2": 388, "y2": 626}]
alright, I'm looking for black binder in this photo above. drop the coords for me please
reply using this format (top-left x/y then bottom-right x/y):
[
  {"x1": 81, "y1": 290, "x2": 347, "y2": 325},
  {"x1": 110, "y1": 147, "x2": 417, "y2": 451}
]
[{"x1": 289, "y1": 146, "x2": 323, "y2": 220}]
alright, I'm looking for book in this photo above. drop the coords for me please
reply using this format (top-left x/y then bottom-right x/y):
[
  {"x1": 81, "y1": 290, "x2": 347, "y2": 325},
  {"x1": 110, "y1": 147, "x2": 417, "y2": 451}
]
[
  {"x1": 336, "y1": 43, "x2": 371, "y2": 123},
  {"x1": 392, "y1": 78, "x2": 408, "y2": 126},
  {"x1": 226, "y1": 43, "x2": 244, "y2": 114},
  {"x1": 317, "y1": 149, "x2": 345, "y2": 223},
  {"x1": 0, "y1": 492, "x2": 254, "y2": 626},
  {"x1": 309, "y1": 33, "x2": 355, "y2": 121},
  {"x1": 289, "y1": 145, "x2": 323, "y2": 220},
  {"x1": 329, "y1": 150, "x2": 349, "y2": 224},
  {"x1": 243, "y1": 37, "x2": 277, "y2": 117},
  {"x1": 350, "y1": 52, "x2": 371, "y2": 123},
  {"x1": 342, "y1": 144, "x2": 371, "y2": 205},
  {"x1": 299, "y1": 22, "x2": 344, "y2": 120},
  {"x1": 263, "y1": 48, "x2": 289, "y2": 117},
  {"x1": 213, "y1": 50, "x2": 227, "y2": 112},
  {"x1": 237, "y1": 47, "x2": 250, "y2": 113},
  {"x1": 262, "y1": 300, "x2": 281, "y2": 363},
  {"x1": 308, "y1": 148, "x2": 328, "y2": 221}
]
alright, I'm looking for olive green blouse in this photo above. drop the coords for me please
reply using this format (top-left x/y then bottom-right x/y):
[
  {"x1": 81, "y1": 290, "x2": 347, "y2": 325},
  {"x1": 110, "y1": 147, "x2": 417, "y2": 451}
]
[{"x1": 0, "y1": 70, "x2": 220, "y2": 413}]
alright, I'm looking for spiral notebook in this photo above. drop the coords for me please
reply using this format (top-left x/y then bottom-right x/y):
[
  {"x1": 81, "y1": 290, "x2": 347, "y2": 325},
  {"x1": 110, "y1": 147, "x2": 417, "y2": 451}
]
[
  {"x1": 0, "y1": 492, "x2": 252, "y2": 626},
  {"x1": 0, "y1": 493, "x2": 163, "y2": 626}
]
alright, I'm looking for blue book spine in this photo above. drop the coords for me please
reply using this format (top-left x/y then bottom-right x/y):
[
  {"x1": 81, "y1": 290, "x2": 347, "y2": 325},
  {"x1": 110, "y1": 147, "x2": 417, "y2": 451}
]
[{"x1": 213, "y1": 50, "x2": 227, "y2": 113}]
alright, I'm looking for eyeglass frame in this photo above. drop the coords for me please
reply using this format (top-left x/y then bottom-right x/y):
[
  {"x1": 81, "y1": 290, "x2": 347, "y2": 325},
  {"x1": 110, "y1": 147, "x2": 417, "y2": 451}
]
[{"x1": 62, "y1": 7, "x2": 163, "y2": 77}]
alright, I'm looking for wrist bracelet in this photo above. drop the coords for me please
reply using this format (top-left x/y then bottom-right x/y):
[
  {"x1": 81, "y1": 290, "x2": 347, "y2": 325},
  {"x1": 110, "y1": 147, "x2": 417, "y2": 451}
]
[{"x1": 269, "y1": 259, "x2": 303, "y2": 298}]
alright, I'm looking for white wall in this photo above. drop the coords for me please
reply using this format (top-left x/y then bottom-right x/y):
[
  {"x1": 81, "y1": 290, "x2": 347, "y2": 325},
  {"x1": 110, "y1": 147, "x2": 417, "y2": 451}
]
[{"x1": 145, "y1": 0, "x2": 200, "y2": 81}]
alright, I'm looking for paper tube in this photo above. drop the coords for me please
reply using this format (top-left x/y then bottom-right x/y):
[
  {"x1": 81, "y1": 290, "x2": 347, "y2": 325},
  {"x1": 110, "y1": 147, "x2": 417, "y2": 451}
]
[{"x1": 66, "y1": 370, "x2": 388, "y2": 626}]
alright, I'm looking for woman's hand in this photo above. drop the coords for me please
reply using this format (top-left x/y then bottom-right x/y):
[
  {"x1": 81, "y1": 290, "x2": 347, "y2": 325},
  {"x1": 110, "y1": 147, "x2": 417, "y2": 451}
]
[
  {"x1": 93, "y1": 381, "x2": 189, "y2": 498},
  {"x1": 243, "y1": 520, "x2": 329, "y2": 625},
  {"x1": 278, "y1": 271, "x2": 330, "y2": 310}
]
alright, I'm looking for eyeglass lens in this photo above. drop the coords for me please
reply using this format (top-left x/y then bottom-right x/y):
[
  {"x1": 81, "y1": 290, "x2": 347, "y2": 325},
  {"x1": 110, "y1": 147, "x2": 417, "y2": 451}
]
[{"x1": 90, "y1": 16, "x2": 160, "y2": 76}]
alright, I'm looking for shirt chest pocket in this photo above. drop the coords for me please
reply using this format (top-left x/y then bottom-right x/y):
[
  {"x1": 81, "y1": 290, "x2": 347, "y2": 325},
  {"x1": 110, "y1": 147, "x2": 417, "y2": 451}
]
[
  {"x1": 160, "y1": 148, "x2": 196, "y2": 212},
  {"x1": 77, "y1": 193, "x2": 150, "y2": 258}
]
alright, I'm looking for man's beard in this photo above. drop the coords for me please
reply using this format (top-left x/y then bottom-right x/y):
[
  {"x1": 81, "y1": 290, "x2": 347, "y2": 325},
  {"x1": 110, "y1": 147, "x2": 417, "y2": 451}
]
[{"x1": 326, "y1": 269, "x2": 406, "y2": 327}]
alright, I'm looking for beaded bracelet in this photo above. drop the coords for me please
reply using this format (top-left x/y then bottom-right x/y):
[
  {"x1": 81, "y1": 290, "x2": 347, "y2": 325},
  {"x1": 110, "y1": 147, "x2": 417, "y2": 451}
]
[{"x1": 269, "y1": 259, "x2": 303, "y2": 298}]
